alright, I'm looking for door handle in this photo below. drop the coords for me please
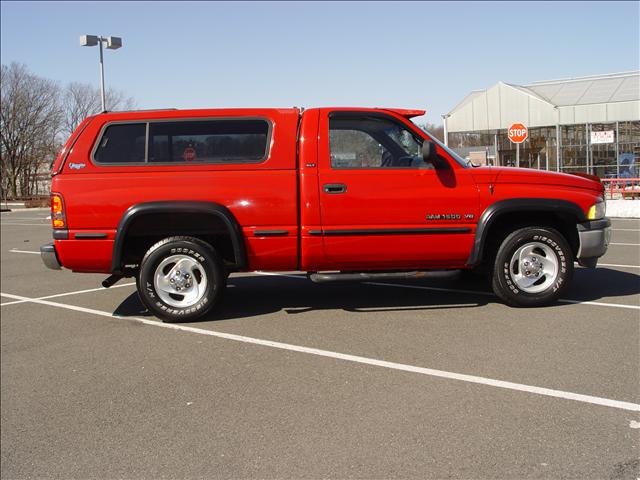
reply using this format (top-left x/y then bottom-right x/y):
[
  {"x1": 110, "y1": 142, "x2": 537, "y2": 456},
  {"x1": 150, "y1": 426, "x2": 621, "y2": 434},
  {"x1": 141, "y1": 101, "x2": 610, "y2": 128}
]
[{"x1": 323, "y1": 183, "x2": 347, "y2": 194}]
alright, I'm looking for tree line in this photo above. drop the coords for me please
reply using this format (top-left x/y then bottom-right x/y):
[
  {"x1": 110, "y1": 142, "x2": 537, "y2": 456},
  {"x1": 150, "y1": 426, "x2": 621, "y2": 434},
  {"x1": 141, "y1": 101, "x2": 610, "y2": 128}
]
[
  {"x1": 0, "y1": 62, "x2": 135, "y2": 200},
  {"x1": 417, "y1": 123, "x2": 444, "y2": 143}
]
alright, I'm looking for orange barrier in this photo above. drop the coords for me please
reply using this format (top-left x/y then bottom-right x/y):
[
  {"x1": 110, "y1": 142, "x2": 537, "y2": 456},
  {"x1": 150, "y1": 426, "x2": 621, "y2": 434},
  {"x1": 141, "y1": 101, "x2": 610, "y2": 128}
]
[{"x1": 601, "y1": 178, "x2": 640, "y2": 200}]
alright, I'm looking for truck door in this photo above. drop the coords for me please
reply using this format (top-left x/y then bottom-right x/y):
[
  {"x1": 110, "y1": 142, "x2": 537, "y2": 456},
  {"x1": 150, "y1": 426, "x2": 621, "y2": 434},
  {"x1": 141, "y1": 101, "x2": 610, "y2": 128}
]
[{"x1": 316, "y1": 109, "x2": 479, "y2": 270}]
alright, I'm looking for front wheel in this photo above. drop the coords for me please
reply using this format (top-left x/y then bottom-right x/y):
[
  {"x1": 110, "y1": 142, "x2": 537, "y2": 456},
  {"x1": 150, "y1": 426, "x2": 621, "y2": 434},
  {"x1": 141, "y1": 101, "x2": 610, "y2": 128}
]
[
  {"x1": 491, "y1": 227, "x2": 573, "y2": 307},
  {"x1": 137, "y1": 236, "x2": 225, "y2": 322}
]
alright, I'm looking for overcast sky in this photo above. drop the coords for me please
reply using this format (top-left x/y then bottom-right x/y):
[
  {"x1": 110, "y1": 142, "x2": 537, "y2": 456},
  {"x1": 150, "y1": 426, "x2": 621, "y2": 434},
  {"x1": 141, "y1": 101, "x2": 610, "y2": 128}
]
[{"x1": 1, "y1": 1, "x2": 638, "y2": 124}]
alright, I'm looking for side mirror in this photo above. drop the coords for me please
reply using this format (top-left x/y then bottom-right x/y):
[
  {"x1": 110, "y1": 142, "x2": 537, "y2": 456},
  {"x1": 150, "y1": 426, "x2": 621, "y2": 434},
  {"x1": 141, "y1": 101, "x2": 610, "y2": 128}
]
[{"x1": 421, "y1": 141, "x2": 447, "y2": 169}]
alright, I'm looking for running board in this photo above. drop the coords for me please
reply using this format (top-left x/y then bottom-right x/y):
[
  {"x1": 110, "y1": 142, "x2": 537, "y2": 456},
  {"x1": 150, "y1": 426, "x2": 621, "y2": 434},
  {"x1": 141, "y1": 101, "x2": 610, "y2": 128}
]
[{"x1": 309, "y1": 271, "x2": 430, "y2": 283}]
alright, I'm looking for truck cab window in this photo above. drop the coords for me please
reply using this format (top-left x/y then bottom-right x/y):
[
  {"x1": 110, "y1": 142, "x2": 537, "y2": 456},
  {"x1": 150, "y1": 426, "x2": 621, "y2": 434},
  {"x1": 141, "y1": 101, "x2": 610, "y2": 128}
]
[{"x1": 329, "y1": 114, "x2": 427, "y2": 169}]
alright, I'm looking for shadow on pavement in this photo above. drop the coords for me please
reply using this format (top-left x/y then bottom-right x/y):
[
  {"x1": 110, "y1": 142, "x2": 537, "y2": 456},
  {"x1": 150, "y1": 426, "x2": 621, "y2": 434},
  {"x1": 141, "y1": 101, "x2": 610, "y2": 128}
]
[
  {"x1": 114, "y1": 271, "x2": 490, "y2": 322},
  {"x1": 567, "y1": 267, "x2": 640, "y2": 301},
  {"x1": 113, "y1": 266, "x2": 639, "y2": 323}
]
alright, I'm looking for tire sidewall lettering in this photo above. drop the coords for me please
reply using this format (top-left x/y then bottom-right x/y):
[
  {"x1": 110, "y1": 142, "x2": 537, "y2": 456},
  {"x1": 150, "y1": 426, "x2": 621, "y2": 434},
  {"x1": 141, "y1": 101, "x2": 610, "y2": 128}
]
[
  {"x1": 140, "y1": 239, "x2": 219, "y2": 321},
  {"x1": 497, "y1": 228, "x2": 572, "y2": 303}
]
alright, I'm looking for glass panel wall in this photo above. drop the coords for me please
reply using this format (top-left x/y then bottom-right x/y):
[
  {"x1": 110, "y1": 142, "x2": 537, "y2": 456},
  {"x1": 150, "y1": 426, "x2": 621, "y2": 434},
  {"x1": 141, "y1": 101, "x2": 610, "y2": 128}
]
[
  {"x1": 589, "y1": 123, "x2": 617, "y2": 178},
  {"x1": 448, "y1": 121, "x2": 639, "y2": 178},
  {"x1": 618, "y1": 121, "x2": 640, "y2": 178},
  {"x1": 495, "y1": 126, "x2": 557, "y2": 169},
  {"x1": 560, "y1": 124, "x2": 588, "y2": 174}
]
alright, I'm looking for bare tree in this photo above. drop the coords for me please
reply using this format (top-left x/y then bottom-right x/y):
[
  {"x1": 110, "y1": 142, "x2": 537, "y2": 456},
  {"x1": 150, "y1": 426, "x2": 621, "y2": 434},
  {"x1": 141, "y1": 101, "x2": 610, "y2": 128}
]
[
  {"x1": 0, "y1": 63, "x2": 137, "y2": 201},
  {"x1": 0, "y1": 63, "x2": 62, "y2": 199},
  {"x1": 448, "y1": 132, "x2": 494, "y2": 149},
  {"x1": 61, "y1": 82, "x2": 136, "y2": 137},
  {"x1": 417, "y1": 122, "x2": 445, "y2": 142}
]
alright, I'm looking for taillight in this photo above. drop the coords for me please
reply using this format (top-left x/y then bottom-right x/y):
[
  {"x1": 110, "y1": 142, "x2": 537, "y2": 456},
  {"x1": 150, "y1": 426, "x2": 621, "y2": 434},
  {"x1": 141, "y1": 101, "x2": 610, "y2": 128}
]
[{"x1": 51, "y1": 193, "x2": 66, "y2": 229}]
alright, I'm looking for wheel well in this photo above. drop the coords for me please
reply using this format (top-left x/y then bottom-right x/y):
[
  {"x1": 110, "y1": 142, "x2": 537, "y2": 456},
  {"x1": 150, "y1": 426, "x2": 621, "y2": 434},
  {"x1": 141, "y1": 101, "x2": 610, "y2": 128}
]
[
  {"x1": 479, "y1": 211, "x2": 579, "y2": 269},
  {"x1": 117, "y1": 212, "x2": 241, "y2": 273}
]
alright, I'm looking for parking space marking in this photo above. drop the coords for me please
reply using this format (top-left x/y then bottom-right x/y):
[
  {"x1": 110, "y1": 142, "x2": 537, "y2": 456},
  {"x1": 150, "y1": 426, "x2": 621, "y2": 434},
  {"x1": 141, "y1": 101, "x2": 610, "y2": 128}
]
[
  {"x1": 366, "y1": 281, "x2": 495, "y2": 298},
  {"x1": 0, "y1": 223, "x2": 49, "y2": 226},
  {"x1": 609, "y1": 242, "x2": 640, "y2": 246},
  {"x1": 0, "y1": 206, "x2": 48, "y2": 210},
  {"x1": 367, "y1": 282, "x2": 640, "y2": 311},
  {"x1": 612, "y1": 228, "x2": 640, "y2": 232},
  {"x1": 0, "y1": 282, "x2": 136, "y2": 306},
  {"x1": 1, "y1": 291, "x2": 638, "y2": 412},
  {"x1": 596, "y1": 263, "x2": 640, "y2": 269},
  {"x1": 7, "y1": 249, "x2": 640, "y2": 272}
]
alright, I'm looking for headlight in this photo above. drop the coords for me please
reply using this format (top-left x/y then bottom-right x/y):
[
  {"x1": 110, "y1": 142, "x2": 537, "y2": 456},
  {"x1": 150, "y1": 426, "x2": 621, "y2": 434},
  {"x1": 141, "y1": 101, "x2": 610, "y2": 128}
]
[{"x1": 587, "y1": 198, "x2": 606, "y2": 220}]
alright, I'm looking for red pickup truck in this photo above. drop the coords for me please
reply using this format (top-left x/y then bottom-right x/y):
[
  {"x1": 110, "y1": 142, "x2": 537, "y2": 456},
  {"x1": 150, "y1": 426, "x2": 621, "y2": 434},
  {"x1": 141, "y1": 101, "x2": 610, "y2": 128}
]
[{"x1": 41, "y1": 107, "x2": 611, "y2": 321}]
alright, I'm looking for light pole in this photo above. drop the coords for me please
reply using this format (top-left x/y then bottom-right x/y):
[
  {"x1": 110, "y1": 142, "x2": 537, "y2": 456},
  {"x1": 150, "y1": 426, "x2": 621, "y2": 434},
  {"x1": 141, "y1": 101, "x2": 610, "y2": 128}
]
[
  {"x1": 80, "y1": 35, "x2": 122, "y2": 112},
  {"x1": 441, "y1": 114, "x2": 450, "y2": 147}
]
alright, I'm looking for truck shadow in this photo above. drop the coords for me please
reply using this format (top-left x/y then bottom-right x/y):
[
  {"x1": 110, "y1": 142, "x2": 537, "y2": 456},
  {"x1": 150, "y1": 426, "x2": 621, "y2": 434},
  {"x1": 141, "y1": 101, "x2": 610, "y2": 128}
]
[
  {"x1": 452, "y1": 267, "x2": 640, "y2": 304},
  {"x1": 113, "y1": 266, "x2": 639, "y2": 322},
  {"x1": 114, "y1": 272, "x2": 489, "y2": 321},
  {"x1": 567, "y1": 267, "x2": 640, "y2": 301}
]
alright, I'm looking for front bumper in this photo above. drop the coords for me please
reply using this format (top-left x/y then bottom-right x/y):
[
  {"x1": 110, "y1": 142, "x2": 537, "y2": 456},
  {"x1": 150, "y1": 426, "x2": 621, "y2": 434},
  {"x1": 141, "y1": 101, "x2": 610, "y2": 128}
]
[
  {"x1": 576, "y1": 218, "x2": 612, "y2": 268},
  {"x1": 41, "y1": 243, "x2": 62, "y2": 270}
]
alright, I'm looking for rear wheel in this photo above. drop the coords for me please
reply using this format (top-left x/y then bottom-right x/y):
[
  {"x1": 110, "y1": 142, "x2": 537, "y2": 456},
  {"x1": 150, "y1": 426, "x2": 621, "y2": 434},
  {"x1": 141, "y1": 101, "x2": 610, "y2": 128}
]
[
  {"x1": 137, "y1": 236, "x2": 225, "y2": 322},
  {"x1": 491, "y1": 227, "x2": 573, "y2": 307}
]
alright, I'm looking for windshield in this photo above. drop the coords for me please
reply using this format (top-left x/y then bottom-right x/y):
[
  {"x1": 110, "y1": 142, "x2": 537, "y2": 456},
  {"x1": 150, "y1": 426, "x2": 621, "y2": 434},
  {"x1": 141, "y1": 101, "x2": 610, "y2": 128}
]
[{"x1": 414, "y1": 124, "x2": 470, "y2": 168}]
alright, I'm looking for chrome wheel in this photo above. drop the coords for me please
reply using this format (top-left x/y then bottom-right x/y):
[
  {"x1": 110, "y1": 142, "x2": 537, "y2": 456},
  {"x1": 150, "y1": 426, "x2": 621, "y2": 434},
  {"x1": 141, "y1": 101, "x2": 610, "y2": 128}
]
[
  {"x1": 508, "y1": 241, "x2": 559, "y2": 294},
  {"x1": 153, "y1": 254, "x2": 208, "y2": 308}
]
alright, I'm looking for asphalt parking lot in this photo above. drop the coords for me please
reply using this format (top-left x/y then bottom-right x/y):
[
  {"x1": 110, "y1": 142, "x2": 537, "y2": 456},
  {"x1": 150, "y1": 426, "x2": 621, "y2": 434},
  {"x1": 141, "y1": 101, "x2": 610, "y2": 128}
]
[{"x1": 1, "y1": 208, "x2": 639, "y2": 479}]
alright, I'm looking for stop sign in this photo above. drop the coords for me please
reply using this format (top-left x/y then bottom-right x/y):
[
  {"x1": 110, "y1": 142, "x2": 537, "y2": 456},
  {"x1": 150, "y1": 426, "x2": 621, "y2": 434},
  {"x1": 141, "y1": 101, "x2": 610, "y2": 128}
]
[
  {"x1": 182, "y1": 147, "x2": 196, "y2": 161},
  {"x1": 508, "y1": 123, "x2": 528, "y2": 144}
]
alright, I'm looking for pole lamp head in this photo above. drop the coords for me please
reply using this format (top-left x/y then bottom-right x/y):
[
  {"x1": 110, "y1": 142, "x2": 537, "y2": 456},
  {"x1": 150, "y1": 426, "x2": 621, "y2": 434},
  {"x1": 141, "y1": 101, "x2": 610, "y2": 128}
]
[
  {"x1": 106, "y1": 37, "x2": 122, "y2": 50},
  {"x1": 80, "y1": 35, "x2": 99, "y2": 47}
]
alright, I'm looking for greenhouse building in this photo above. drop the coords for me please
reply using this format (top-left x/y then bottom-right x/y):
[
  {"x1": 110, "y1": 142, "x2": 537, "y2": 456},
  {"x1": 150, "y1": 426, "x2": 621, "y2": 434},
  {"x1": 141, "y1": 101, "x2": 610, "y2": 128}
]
[{"x1": 443, "y1": 71, "x2": 640, "y2": 178}]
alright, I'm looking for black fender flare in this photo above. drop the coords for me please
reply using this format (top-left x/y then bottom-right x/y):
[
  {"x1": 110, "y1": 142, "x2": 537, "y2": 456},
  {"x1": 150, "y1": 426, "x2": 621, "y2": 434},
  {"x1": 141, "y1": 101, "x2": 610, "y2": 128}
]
[
  {"x1": 466, "y1": 198, "x2": 586, "y2": 266},
  {"x1": 111, "y1": 201, "x2": 247, "y2": 273}
]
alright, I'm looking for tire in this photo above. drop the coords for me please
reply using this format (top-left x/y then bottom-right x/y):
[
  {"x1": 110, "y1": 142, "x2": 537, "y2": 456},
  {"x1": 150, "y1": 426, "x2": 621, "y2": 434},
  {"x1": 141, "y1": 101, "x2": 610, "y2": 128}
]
[
  {"x1": 491, "y1": 227, "x2": 573, "y2": 307},
  {"x1": 137, "y1": 236, "x2": 225, "y2": 322}
]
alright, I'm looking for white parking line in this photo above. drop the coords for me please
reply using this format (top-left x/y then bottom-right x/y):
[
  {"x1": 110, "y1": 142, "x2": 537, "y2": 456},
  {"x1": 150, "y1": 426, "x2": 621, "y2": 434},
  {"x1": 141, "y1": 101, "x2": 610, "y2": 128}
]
[
  {"x1": 612, "y1": 228, "x2": 640, "y2": 232},
  {"x1": 366, "y1": 282, "x2": 640, "y2": 311},
  {"x1": 0, "y1": 206, "x2": 48, "y2": 210},
  {"x1": 597, "y1": 263, "x2": 640, "y2": 269},
  {"x1": 10, "y1": 251, "x2": 640, "y2": 272},
  {"x1": 610, "y1": 242, "x2": 640, "y2": 246},
  {"x1": 1, "y1": 291, "x2": 638, "y2": 412},
  {"x1": 4, "y1": 257, "x2": 637, "y2": 311},
  {"x1": 0, "y1": 223, "x2": 49, "y2": 226},
  {"x1": 0, "y1": 282, "x2": 136, "y2": 306}
]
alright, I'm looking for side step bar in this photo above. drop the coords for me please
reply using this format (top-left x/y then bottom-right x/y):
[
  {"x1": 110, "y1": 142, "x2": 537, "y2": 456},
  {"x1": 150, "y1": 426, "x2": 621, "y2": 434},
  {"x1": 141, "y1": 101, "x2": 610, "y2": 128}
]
[
  {"x1": 309, "y1": 271, "x2": 431, "y2": 283},
  {"x1": 102, "y1": 274, "x2": 124, "y2": 288}
]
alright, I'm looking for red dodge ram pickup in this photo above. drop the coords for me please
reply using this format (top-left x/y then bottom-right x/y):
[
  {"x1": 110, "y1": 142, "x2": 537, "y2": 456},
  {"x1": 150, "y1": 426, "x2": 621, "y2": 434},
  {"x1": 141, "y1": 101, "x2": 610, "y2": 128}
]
[{"x1": 41, "y1": 107, "x2": 611, "y2": 321}]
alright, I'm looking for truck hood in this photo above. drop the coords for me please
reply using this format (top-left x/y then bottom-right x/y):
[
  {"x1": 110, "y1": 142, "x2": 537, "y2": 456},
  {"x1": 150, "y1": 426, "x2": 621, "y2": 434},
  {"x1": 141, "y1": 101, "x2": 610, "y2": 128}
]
[{"x1": 472, "y1": 167, "x2": 603, "y2": 193}]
